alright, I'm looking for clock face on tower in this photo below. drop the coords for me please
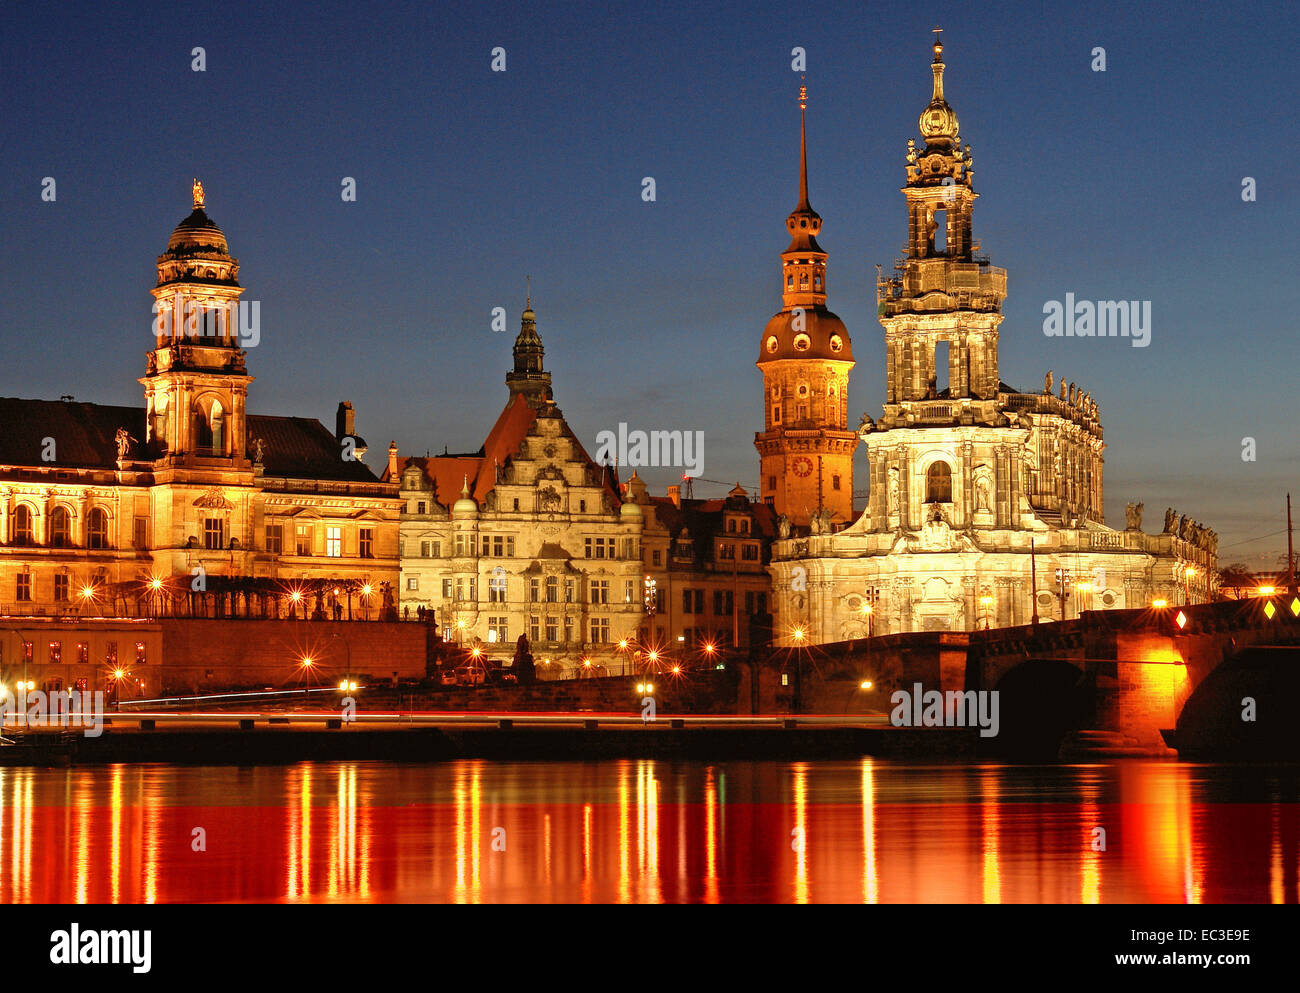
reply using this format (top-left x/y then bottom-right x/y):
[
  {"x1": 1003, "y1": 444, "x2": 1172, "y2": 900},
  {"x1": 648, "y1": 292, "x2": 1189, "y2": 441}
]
[{"x1": 791, "y1": 456, "x2": 814, "y2": 478}]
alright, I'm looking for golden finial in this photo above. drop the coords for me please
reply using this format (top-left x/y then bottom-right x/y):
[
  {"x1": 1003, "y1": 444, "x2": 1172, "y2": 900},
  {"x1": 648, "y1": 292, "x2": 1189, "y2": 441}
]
[
  {"x1": 192, "y1": 177, "x2": 205, "y2": 210},
  {"x1": 932, "y1": 25, "x2": 944, "y2": 61}
]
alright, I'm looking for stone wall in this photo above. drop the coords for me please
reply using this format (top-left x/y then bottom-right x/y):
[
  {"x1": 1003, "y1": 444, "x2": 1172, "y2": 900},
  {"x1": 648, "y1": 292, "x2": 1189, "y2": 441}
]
[{"x1": 158, "y1": 619, "x2": 426, "y2": 694}]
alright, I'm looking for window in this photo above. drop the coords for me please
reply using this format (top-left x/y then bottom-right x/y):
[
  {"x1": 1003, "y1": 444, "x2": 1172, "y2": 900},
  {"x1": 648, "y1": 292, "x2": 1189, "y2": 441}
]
[
  {"x1": 489, "y1": 577, "x2": 506, "y2": 603},
  {"x1": 488, "y1": 617, "x2": 508, "y2": 643},
  {"x1": 513, "y1": 499, "x2": 520, "y2": 512},
  {"x1": 625, "y1": 580, "x2": 636, "y2": 603},
  {"x1": 417, "y1": 501, "x2": 427, "y2": 514},
  {"x1": 105, "y1": 641, "x2": 118, "y2": 666},
  {"x1": 545, "y1": 617, "x2": 558, "y2": 642},
  {"x1": 563, "y1": 619, "x2": 574, "y2": 644},
  {"x1": 133, "y1": 517, "x2": 149, "y2": 549},
  {"x1": 54, "y1": 574, "x2": 70, "y2": 602},
  {"x1": 48, "y1": 641, "x2": 61, "y2": 664},
  {"x1": 295, "y1": 525, "x2": 312, "y2": 556},
  {"x1": 135, "y1": 642, "x2": 147, "y2": 664},
  {"x1": 77, "y1": 642, "x2": 89, "y2": 664},
  {"x1": 407, "y1": 576, "x2": 419, "y2": 591},
  {"x1": 48, "y1": 506, "x2": 72, "y2": 547},
  {"x1": 564, "y1": 578, "x2": 575, "y2": 603},
  {"x1": 584, "y1": 538, "x2": 592, "y2": 558},
  {"x1": 579, "y1": 500, "x2": 586, "y2": 513},
  {"x1": 768, "y1": 476, "x2": 777, "y2": 492},
  {"x1": 529, "y1": 578, "x2": 540, "y2": 602},
  {"x1": 493, "y1": 536, "x2": 504, "y2": 557},
  {"x1": 832, "y1": 474, "x2": 841, "y2": 491},
  {"x1": 12, "y1": 505, "x2": 34, "y2": 545},
  {"x1": 742, "y1": 543, "x2": 759, "y2": 561},
  {"x1": 442, "y1": 579, "x2": 453, "y2": 598},
  {"x1": 204, "y1": 517, "x2": 225, "y2": 550},
  {"x1": 590, "y1": 580, "x2": 609, "y2": 605},
  {"x1": 682, "y1": 589, "x2": 704, "y2": 614},
  {"x1": 529, "y1": 616, "x2": 540, "y2": 642},
  {"x1": 745, "y1": 591, "x2": 755, "y2": 615},
  {"x1": 590, "y1": 618, "x2": 610, "y2": 644},
  {"x1": 87, "y1": 508, "x2": 109, "y2": 549},
  {"x1": 456, "y1": 534, "x2": 465, "y2": 556},
  {"x1": 652, "y1": 549, "x2": 662, "y2": 566},
  {"x1": 266, "y1": 524, "x2": 283, "y2": 554},
  {"x1": 506, "y1": 537, "x2": 515, "y2": 557},
  {"x1": 16, "y1": 572, "x2": 32, "y2": 602},
  {"x1": 727, "y1": 519, "x2": 737, "y2": 533},
  {"x1": 545, "y1": 576, "x2": 558, "y2": 603},
  {"x1": 359, "y1": 528, "x2": 374, "y2": 558},
  {"x1": 326, "y1": 526, "x2": 342, "y2": 557},
  {"x1": 719, "y1": 542, "x2": 735, "y2": 560},
  {"x1": 926, "y1": 462, "x2": 953, "y2": 503}
]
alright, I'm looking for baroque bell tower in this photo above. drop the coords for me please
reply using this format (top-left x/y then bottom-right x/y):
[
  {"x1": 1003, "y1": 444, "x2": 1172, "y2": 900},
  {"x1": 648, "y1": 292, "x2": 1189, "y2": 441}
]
[
  {"x1": 505, "y1": 289, "x2": 553, "y2": 410},
  {"x1": 140, "y1": 179, "x2": 253, "y2": 467},
  {"x1": 754, "y1": 85, "x2": 857, "y2": 529}
]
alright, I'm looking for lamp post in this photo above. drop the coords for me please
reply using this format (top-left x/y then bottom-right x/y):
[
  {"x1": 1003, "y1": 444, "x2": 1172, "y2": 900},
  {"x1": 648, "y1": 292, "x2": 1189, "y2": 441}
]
[
  {"x1": 1054, "y1": 567, "x2": 1072, "y2": 621},
  {"x1": 979, "y1": 593, "x2": 993, "y2": 630}
]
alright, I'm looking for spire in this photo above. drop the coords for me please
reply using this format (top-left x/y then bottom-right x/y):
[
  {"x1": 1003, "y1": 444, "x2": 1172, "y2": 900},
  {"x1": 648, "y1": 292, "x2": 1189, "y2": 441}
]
[
  {"x1": 506, "y1": 294, "x2": 553, "y2": 408},
  {"x1": 919, "y1": 27, "x2": 959, "y2": 149},
  {"x1": 796, "y1": 82, "x2": 810, "y2": 212}
]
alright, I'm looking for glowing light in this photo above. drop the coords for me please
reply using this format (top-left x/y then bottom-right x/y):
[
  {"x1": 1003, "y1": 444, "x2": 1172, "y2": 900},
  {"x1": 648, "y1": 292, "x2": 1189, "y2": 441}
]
[
  {"x1": 338, "y1": 680, "x2": 349, "y2": 692},
  {"x1": 471, "y1": 647, "x2": 482, "y2": 658},
  {"x1": 618, "y1": 639, "x2": 629, "y2": 650},
  {"x1": 635, "y1": 683, "x2": 645, "y2": 693},
  {"x1": 361, "y1": 584, "x2": 373, "y2": 597},
  {"x1": 1151, "y1": 599, "x2": 1168, "y2": 609},
  {"x1": 1175, "y1": 611, "x2": 1188, "y2": 629},
  {"x1": 647, "y1": 650, "x2": 659, "y2": 663},
  {"x1": 860, "y1": 680, "x2": 873, "y2": 690},
  {"x1": 456, "y1": 619, "x2": 466, "y2": 629},
  {"x1": 290, "y1": 590, "x2": 303, "y2": 603},
  {"x1": 149, "y1": 577, "x2": 163, "y2": 591},
  {"x1": 79, "y1": 586, "x2": 96, "y2": 600},
  {"x1": 582, "y1": 658, "x2": 592, "y2": 667},
  {"x1": 1291, "y1": 598, "x2": 1300, "y2": 617},
  {"x1": 300, "y1": 656, "x2": 314, "y2": 668},
  {"x1": 1258, "y1": 586, "x2": 1276, "y2": 597},
  {"x1": 860, "y1": 604, "x2": 872, "y2": 615},
  {"x1": 703, "y1": 642, "x2": 716, "y2": 655},
  {"x1": 645, "y1": 683, "x2": 654, "y2": 694},
  {"x1": 671, "y1": 666, "x2": 681, "y2": 675},
  {"x1": 793, "y1": 628, "x2": 805, "y2": 642},
  {"x1": 979, "y1": 595, "x2": 994, "y2": 606},
  {"x1": 1264, "y1": 602, "x2": 1276, "y2": 620},
  {"x1": 112, "y1": 669, "x2": 125, "y2": 680}
]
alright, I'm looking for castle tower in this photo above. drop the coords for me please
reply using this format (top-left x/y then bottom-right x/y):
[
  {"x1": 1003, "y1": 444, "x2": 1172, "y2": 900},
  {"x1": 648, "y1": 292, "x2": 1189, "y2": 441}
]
[
  {"x1": 140, "y1": 179, "x2": 253, "y2": 466},
  {"x1": 505, "y1": 291, "x2": 553, "y2": 409},
  {"x1": 754, "y1": 85, "x2": 857, "y2": 528}
]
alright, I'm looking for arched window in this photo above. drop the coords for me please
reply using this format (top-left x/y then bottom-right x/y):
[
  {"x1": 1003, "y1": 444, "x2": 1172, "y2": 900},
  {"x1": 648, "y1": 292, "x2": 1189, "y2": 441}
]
[
  {"x1": 12, "y1": 505, "x2": 34, "y2": 545},
  {"x1": 925, "y1": 462, "x2": 953, "y2": 503},
  {"x1": 87, "y1": 508, "x2": 109, "y2": 549},
  {"x1": 49, "y1": 506, "x2": 72, "y2": 547},
  {"x1": 211, "y1": 401, "x2": 225, "y2": 451},
  {"x1": 195, "y1": 398, "x2": 225, "y2": 453}
]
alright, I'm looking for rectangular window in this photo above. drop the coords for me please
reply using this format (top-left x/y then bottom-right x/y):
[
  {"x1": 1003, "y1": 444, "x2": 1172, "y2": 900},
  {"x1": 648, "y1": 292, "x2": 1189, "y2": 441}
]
[
  {"x1": 48, "y1": 641, "x2": 61, "y2": 664},
  {"x1": 714, "y1": 590, "x2": 724, "y2": 615},
  {"x1": 488, "y1": 617, "x2": 508, "y2": 644},
  {"x1": 442, "y1": 579, "x2": 453, "y2": 598},
  {"x1": 296, "y1": 525, "x2": 312, "y2": 556},
  {"x1": 545, "y1": 576, "x2": 558, "y2": 603},
  {"x1": 563, "y1": 619, "x2": 574, "y2": 644},
  {"x1": 407, "y1": 576, "x2": 419, "y2": 591},
  {"x1": 745, "y1": 591, "x2": 756, "y2": 615},
  {"x1": 105, "y1": 641, "x2": 118, "y2": 666},
  {"x1": 768, "y1": 475, "x2": 777, "y2": 491},
  {"x1": 652, "y1": 549, "x2": 662, "y2": 567},
  {"x1": 742, "y1": 543, "x2": 759, "y2": 561},
  {"x1": 530, "y1": 578, "x2": 539, "y2": 603},
  {"x1": 590, "y1": 618, "x2": 610, "y2": 644},
  {"x1": 493, "y1": 536, "x2": 504, "y2": 557},
  {"x1": 625, "y1": 580, "x2": 635, "y2": 603},
  {"x1": 359, "y1": 528, "x2": 374, "y2": 559},
  {"x1": 694, "y1": 589, "x2": 704, "y2": 614},
  {"x1": 506, "y1": 536, "x2": 515, "y2": 557},
  {"x1": 54, "y1": 574, "x2": 70, "y2": 602},
  {"x1": 204, "y1": 517, "x2": 225, "y2": 550},
  {"x1": 529, "y1": 616, "x2": 540, "y2": 642},
  {"x1": 266, "y1": 524, "x2": 283, "y2": 554},
  {"x1": 417, "y1": 501, "x2": 427, "y2": 514},
  {"x1": 545, "y1": 617, "x2": 558, "y2": 642},
  {"x1": 16, "y1": 573, "x2": 32, "y2": 602},
  {"x1": 135, "y1": 642, "x2": 147, "y2": 664},
  {"x1": 564, "y1": 578, "x2": 575, "y2": 603},
  {"x1": 77, "y1": 642, "x2": 89, "y2": 664},
  {"x1": 719, "y1": 542, "x2": 735, "y2": 560},
  {"x1": 489, "y1": 579, "x2": 506, "y2": 603},
  {"x1": 456, "y1": 534, "x2": 465, "y2": 556},
  {"x1": 682, "y1": 589, "x2": 693, "y2": 615},
  {"x1": 133, "y1": 516, "x2": 149, "y2": 549},
  {"x1": 832, "y1": 474, "x2": 841, "y2": 491},
  {"x1": 590, "y1": 580, "x2": 609, "y2": 605},
  {"x1": 584, "y1": 538, "x2": 592, "y2": 559},
  {"x1": 420, "y1": 540, "x2": 432, "y2": 557},
  {"x1": 326, "y1": 526, "x2": 342, "y2": 557}
]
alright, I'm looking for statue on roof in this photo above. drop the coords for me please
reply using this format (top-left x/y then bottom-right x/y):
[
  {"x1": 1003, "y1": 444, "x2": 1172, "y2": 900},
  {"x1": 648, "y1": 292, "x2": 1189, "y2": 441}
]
[
  {"x1": 1044, "y1": 370, "x2": 1053, "y2": 395},
  {"x1": 114, "y1": 427, "x2": 137, "y2": 461}
]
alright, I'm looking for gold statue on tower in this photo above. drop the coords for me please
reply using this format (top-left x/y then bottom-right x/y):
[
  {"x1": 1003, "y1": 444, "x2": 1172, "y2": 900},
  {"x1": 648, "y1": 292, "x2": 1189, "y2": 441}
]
[{"x1": 192, "y1": 177, "x2": 205, "y2": 210}]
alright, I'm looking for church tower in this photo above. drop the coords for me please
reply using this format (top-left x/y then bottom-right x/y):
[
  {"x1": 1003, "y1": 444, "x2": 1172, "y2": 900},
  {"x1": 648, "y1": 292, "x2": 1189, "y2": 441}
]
[
  {"x1": 140, "y1": 179, "x2": 253, "y2": 467},
  {"x1": 754, "y1": 85, "x2": 857, "y2": 529},
  {"x1": 505, "y1": 293, "x2": 553, "y2": 409}
]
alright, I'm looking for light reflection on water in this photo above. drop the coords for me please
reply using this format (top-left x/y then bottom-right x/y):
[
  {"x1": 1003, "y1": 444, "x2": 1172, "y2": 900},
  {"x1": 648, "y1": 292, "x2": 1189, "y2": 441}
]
[{"x1": 1, "y1": 759, "x2": 1298, "y2": 904}]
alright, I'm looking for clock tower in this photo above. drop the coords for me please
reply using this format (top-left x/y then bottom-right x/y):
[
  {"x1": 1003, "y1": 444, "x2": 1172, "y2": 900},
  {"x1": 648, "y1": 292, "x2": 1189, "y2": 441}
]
[{"x1": 755, "y1": 85, "x2": 857, "y2": 529}]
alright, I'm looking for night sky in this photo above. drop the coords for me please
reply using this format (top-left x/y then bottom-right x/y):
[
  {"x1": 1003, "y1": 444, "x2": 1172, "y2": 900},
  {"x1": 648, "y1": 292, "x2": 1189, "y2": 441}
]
[{"x1": 1, "y1": 0, "x2": 1294, "y2": 568}]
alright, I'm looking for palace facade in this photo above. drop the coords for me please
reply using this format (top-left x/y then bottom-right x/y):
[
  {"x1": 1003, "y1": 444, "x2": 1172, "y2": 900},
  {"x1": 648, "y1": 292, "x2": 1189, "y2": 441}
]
[
  {"x1": 767, "y1": 38, "x2": 1217, "y2": 645},
  {"x1": 0, "y1": 182, "x2": 401, "y2": 644},
  {"x1": 391, "y1": 304, "x2": 644, "y2": 673}
]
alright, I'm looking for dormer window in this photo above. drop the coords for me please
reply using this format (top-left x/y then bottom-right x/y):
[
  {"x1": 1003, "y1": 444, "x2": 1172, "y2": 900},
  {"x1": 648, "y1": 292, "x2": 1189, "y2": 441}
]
[{"x1": 793, "y1": 334, "x2": 811, "y2": 351}]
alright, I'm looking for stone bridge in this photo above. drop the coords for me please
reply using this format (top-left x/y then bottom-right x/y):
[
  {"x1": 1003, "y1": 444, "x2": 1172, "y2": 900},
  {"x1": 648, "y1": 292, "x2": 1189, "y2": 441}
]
[{"x1": 758, "y1": 595, "x2": 1300, "y2": 758}]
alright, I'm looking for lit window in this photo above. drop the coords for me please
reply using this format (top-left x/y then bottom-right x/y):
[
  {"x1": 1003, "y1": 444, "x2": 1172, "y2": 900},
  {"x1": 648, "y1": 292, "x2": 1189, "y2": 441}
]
[{"x1": 326, "y1": 526, "x2": 342, "y2": 557}]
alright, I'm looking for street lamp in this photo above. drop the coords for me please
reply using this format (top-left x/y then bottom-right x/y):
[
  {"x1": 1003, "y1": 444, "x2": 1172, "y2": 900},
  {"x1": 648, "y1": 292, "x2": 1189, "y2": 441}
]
[{"x1": 979, "y1": 593, "x2": 994, "y2": 630}]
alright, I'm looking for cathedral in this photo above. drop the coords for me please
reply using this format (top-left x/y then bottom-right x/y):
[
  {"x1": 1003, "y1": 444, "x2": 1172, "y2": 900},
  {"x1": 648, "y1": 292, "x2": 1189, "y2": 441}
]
[
  {"x1": 0, "y1": 182, "x2": 401, "y2": 623},
  {"x1": 766, "y1": 36, "x2": 1217, "y2": 644}
]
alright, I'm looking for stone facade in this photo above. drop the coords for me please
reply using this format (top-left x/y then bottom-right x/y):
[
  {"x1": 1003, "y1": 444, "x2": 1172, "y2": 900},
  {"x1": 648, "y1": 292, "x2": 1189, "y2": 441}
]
[
  {"x1": 0, "y1": 182, "x2": 401, "y2": 630},
  {"x1": 769, "y1": 38, "x2": 1217, "y2": 646},
  {"x1": 392, "y1": 305, "x2": 643, "y2": 674}
]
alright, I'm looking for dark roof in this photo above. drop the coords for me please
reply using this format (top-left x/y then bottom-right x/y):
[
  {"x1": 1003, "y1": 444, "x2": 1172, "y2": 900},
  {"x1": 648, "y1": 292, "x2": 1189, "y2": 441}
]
[
  {"x1": 0, "y1": 397, "x2": 379, "y2": 482},
  {"x1": 647, "y1": 491, "x2": 777, "y2": 566}
]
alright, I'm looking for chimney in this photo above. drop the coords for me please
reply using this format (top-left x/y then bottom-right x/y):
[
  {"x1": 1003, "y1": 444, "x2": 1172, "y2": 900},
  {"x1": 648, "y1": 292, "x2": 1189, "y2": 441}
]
[
  {"x1": 667, "y1": 484, "x2": 681, "y2": 508},
  {"x1": 336, "y1": 401, "x2": 355, "y2": 440}
]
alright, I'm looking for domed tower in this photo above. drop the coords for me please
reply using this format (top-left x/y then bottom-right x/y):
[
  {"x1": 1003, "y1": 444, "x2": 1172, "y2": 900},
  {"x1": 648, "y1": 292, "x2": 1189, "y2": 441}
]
[
  {"x1": 140, "y1": 179, "x2": 253, "y2": 465},
  {"x1": 754, "y1": 85, "x2": 857, "y2": 529},
  {"x1": 505, "y1": 292, "x2": 553, "y2": 409}
]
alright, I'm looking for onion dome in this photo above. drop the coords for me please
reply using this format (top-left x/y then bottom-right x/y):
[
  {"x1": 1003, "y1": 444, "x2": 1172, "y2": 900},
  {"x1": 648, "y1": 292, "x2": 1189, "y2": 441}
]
[
  {"x1": 453, "y1": 475, "x2": 478, "y2": 518},
  {"x1": 760, "y1": 307, "x2": 852, "y2": 363},
  {"x1": 918, "y1": 32, "x2": 960, "y2": 150}
]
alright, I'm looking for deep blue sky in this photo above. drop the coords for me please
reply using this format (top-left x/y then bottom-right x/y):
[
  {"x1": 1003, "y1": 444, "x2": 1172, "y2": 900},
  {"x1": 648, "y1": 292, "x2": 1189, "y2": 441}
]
[{"x1": 1, "y1": 0, "x2": 1295, "y2": 568}]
